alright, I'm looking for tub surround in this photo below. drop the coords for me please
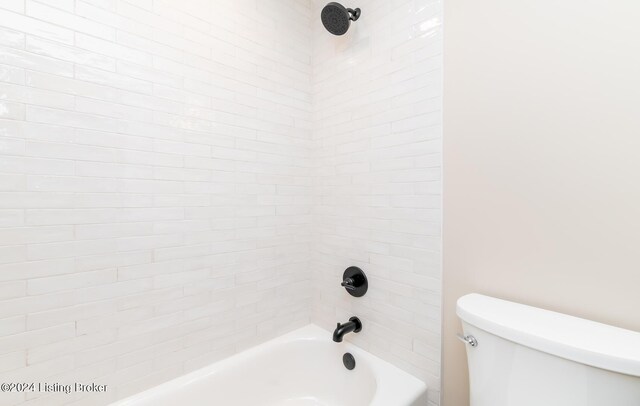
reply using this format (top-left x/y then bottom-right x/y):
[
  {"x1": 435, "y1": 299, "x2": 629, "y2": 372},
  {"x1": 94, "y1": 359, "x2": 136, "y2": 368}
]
[
  {"x1": 0, "y1": 0, "x2": 442, "y2": 405},
  {"x1": 311, "y1": 1, "x2": 443, "y2": 404},
  {"x1": 0, "y1": 1, "x2": 314, "y2": 404}
]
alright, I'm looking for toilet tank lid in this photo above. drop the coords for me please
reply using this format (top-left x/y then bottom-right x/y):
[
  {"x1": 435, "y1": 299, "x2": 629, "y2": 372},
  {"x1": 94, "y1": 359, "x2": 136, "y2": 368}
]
[{"x1": 457, "y1": 294, "x2": 640, "y2": 377}]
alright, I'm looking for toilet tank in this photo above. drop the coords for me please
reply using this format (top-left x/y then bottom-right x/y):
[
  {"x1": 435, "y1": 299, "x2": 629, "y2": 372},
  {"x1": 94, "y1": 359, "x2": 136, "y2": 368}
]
[{"x1": 457, "y1": 294, "x2": 640, "y2": 406}]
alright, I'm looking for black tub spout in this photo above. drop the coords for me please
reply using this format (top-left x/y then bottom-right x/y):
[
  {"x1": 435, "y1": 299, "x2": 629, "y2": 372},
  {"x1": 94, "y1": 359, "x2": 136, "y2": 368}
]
[{"x1": 333, "y1": 317, "x2": 362, "y2": 342}]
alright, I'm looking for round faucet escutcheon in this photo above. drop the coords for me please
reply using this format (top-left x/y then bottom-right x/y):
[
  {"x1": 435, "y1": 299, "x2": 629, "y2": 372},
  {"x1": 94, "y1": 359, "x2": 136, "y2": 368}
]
[{"x1": 341, "y1": 266, "x2": 368, "y2": 297}]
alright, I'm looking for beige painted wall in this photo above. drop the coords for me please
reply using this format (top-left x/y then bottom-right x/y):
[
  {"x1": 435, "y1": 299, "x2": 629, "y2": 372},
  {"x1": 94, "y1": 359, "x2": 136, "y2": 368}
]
[{"x1": 442, "y1": 1, "x2": 640, "y2": 405}]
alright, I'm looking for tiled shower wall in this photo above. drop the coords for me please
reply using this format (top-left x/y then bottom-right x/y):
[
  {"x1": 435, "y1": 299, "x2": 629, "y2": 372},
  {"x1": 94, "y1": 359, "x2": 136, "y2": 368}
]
[
  {"x1": 0, "y1": 0, "x2": 313, "y2": 404},
  {"x1": 0, "y1": 0, "x2": 442, "y2": 405},
  {"x1": 311, "y1": 0, "x2": 442, "y2": 404}
]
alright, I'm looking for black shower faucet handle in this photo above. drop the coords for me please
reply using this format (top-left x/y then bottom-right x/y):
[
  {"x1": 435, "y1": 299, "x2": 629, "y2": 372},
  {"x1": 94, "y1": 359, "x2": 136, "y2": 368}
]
[{"x1": 341, "y1": 277, "x2": 356, "y2": 290}]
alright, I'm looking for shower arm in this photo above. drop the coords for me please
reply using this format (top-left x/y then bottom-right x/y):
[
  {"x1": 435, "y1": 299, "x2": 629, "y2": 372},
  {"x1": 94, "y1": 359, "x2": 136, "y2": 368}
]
[{"x1": 347, "y1": 8, "x2": 361, "y2": 21}]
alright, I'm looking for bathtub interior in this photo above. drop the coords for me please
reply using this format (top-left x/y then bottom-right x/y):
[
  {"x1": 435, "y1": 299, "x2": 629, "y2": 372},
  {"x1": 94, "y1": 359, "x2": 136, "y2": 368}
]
[
  {"x1": 117, "y1": 328, "x2": 378, "y2": 406},
  {"x1": 164, "y1": 341, "x2": 376, "y2": 406},
  {"x1": 113, "y1": 325, "x2": 427, "y2": 406}
]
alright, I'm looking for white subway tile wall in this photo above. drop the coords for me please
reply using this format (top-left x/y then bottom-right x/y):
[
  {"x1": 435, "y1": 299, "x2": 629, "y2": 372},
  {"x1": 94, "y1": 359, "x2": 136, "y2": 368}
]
[
  {"x1": 0, "y1": 0, "x2": 442, "y2": 405},
  {"x1": 311, "y1": 0, "x2": 442, "y2": 405},
  {"x1": 0, "y1": 0, "x2": 314, "y2": 404}
]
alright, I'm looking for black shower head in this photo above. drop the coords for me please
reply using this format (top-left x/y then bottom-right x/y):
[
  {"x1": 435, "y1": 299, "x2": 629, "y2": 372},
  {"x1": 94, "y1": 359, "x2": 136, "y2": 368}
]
[{"x1": 321, "y1": 2, "x2": 361, "y2": 36}]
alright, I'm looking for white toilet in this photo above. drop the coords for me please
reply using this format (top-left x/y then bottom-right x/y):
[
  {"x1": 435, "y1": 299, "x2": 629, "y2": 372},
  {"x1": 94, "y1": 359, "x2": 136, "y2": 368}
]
[{"x1": 457, "y1": 294, "x2": 640, "y2": 406}]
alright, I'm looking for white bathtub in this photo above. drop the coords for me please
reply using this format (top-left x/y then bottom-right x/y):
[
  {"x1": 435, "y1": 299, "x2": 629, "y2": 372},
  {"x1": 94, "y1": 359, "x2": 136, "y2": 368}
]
[{"x1": 112, "y1": 324, "x2": 428, "y2": 406}]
